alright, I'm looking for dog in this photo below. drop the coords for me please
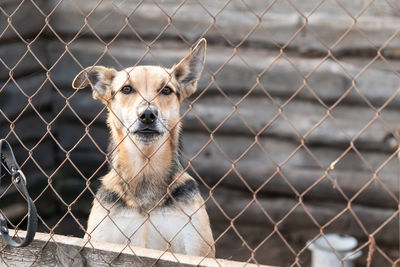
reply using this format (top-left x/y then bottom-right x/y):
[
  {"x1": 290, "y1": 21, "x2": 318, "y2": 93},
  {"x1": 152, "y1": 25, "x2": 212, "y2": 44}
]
[{"x1": 72, "y1": 39, "x2": 215, "y2": 257}]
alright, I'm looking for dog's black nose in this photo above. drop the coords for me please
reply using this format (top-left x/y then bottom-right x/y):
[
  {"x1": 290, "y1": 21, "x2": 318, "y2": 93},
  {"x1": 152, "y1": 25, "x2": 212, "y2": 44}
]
[{"x1": 139, "y1": 109, "x2": 158, "y2": 124}]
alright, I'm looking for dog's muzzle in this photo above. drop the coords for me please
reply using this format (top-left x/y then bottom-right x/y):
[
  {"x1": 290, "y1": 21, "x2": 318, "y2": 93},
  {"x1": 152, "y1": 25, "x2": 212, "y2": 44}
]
[
  {"x1": 132, "y1": 108, "x2": 162, "y2": 142},
  {"x1": 134, "y1": 127, "x2": 160, "y2": 135},
  {"x1": 139, "y1": 109, "x2": 157, "y2": 125}
]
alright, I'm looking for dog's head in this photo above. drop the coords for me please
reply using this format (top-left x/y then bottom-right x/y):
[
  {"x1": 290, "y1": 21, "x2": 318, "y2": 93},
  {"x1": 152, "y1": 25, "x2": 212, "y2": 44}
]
[{"x1": 72, "y1": 39, "x2": 206, "y2": 145}]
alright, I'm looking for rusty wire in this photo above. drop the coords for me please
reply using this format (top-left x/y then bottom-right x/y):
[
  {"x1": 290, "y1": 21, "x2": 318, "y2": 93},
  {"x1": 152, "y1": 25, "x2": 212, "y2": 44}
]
[{"x1": 1, "y1": 0, "x2": 400, "y2": 266}]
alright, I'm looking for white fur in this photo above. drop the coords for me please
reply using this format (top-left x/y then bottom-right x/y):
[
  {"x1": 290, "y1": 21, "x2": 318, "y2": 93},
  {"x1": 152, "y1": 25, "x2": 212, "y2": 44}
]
[{"x1": 86, "y1": 201, "x2": 210, "y2": 255}]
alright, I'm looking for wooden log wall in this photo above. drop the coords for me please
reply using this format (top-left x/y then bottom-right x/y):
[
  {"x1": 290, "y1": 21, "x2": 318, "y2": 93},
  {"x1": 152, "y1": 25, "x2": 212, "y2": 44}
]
[
  {"x1": 0, "y1": 0, "x2": 54, "y2": 199},
  {"x1": 1, "y1": 0, "x2": 400, "y2": 266}
]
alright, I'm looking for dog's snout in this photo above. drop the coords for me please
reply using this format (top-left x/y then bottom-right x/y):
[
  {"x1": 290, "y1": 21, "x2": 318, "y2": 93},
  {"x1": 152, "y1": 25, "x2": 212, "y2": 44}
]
[{"x1": 139, "y1": 109, "x2": 158, "y2": 125}]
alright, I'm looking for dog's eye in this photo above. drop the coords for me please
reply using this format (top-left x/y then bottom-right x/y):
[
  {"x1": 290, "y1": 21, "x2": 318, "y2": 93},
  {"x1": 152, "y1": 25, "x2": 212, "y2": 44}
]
[
  {"x1": 161, "y1": 86, "x2": 173, "y2": 95},
  {"x1": 121, "y1": 85, "x2": 134, "y2": 94}
]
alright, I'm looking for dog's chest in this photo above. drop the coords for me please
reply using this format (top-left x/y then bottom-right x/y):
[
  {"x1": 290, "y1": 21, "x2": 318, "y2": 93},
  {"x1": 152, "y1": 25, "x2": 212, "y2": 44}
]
[
  {"x1": 97, "y1": 206, "x2": 199, "y2": 251},
  {"x1": 90, "y1": 180, "x2": 203, "y2": 252}
]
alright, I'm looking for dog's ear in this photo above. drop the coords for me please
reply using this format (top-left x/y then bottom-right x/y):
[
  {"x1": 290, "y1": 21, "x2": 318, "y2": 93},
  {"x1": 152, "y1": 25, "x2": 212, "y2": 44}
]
[
  {"x1": 72, "y1": 66, "x2": 117, "y2": 103},
  {"x1": 172, "y1": 38, "x2": 206, "y2": 99}
]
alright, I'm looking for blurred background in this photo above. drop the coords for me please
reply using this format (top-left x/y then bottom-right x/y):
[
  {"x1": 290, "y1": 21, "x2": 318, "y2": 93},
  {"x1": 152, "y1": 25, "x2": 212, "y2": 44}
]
[{"x1": 1, "y1": 0, "x2": 400, "y2": 266}]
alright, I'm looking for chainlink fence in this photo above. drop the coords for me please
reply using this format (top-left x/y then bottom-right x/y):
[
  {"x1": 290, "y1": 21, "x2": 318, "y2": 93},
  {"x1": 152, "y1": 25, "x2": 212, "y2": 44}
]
[{"x1": 1, "y1": 0, "x2": 400, "y2": 266}]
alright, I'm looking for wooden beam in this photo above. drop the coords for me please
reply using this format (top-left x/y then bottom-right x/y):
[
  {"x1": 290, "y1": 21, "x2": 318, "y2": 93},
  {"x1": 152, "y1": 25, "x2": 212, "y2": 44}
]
[
  {"x1": 52, "y1": 91, "x2": 399, "y2": 150},
  {"x1": 49, "y1": 1, "x2": 400, "y2": 55},
  {"x1": 49, "y1": 122, "x2": 400, "y2": 209},
  {"x1": 206, "y1": 187, "x2": 399, "y2": 247},
  {"x1": 0, "y1": 231, "x2": 275, "y2": 267},
  {"x1": 0, "y1": 1, "x2": 46, "y2": 41},
  {"x1": 0, "y1": 73, "x2": 51, "y2": 120},
  {"x1": 50, "y1": 39, "x2": 400, "y2": 109}
]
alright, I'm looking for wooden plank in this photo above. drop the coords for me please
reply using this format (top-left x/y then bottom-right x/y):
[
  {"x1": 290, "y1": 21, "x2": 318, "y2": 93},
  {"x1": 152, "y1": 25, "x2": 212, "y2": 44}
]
[
  {"x1": 48, "y1": 40, "x2": 400, "y2": 108},
  {"x1": 50, "y1": 122, "x2": 400, "y2": 209},
  {"x1": 53, "y1": 122, "x2": 109, "y2": 161},
  {"x1": 0, "y1": 231, "x2": 273, "y2": 267},
  {"x1": 182, "y1": 133, "x2": 398, "y2": 183},
  {"x1": 52, "y1": 123, "x2": 398, "y2": 179},
  {"x1": 0, "y1": 116, "x2": 52, "y2": 143},
  {"x1": 51, "y1": 90, "x2": 107, "y2": 125},
  {"x1": 52, "y1": 89, "x2": 399, "y2": 150},
  {"x1": 183, "y1": 133, "x2": 400, "y2": 209},
  {"x1": 212, "y1": 217, "x2": 396, "y2": 267},
  {"x1": 182, "y1": 96, "x2": 399, "y2": 148},
  {"x1": 231, "y1": 1, "x2": 400, "y2": 17},
  {"x1": 207, "y1": 187, "x2": 399, "y2": 247},
  {"x1": 0, "y1": 0, "x2": 46, "y2": 41},
  {"x1": 49, "y1": 0, "x2": 400, "y2": 55},
  {"x1": 0, "y1": 41, "x2": 48, "y2": 80},
  {"x1": 0, "y1": 73, "x2": 52, "y2": 121}
]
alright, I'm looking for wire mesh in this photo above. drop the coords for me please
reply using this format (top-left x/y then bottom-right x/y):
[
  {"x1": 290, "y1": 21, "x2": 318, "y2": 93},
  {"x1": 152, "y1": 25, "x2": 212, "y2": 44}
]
[{"x1": 1, "y1": 0, "x2": 400, "y2": 266}]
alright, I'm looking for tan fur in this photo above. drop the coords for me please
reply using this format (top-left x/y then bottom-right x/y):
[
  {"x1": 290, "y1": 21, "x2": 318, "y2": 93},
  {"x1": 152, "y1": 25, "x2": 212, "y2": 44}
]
[{"x1": 73, "y1": 39, "x2": 215, "y2": 257}]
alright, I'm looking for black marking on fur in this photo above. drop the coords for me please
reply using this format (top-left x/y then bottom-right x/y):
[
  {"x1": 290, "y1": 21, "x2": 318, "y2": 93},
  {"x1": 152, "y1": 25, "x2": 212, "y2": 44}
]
[
  {"x1": 87, "y1": 71, "x2": 99, "y2": 85},
  {"x1": 87, "y1": 70, "x2": 114, "y2": 96},
  {"x1": 174, "y1": 66, "x2": 183, "y2": 80},
  {"x1": 175, "y1": 90, "x2": 181, "y2": 100},
  {"x1": 134, "y1": 155, "x2": 183, "y2": 212},
  {"x1": 164, "y1": 179, "x2": 199, "y2": 207},
  {"x1": 96, "y1": 186, "x2": 126, "y2": 208},
  {"x1": 181, "y1": 52, "x2": 202, "y2": 85},
  {"x1": 181, "y1": 74, "x2": 196, "y2": 85},
  {"x1": 178, "y1": 131, "x2": 184, "y2": 156}
]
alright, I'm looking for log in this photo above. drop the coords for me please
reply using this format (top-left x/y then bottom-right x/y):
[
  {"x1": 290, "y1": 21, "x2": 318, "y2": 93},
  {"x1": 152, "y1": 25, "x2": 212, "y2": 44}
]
[
  {"x1": 52, "y1": 123, "x2": 398, "y2": 178},
  {"x1": 0, "y1": 116, "x2": 51, "y2": 143},
  {"x1": 52, "y1": 81, "x2": 400, "y2": 151},
  {"x1": 0, "y1": 231, "x2": 270, "y2": 267},
  {"x1": 1, "y1": 203, "x2": 26, "y2": 221},
  {"x1": 50, "y1": 121, "x2": 400, "y2": 209},
  {"x1": 0, "y1": 42, "x2": 48, "y2": 80},
  {"x1": 49, "y1": 0, "x2": 400, "y2": 55},
  {"x1": 0, "y1": 138, "x2": 56, "y2": 190},
  {"x1": 51, "y1": 90, "x2": 107, "y2": 125},
  {"x1": 181, "y1": 133, "x2": 398, "y2": 180},
  {"x1": 228, "y1": 1, "x2": 400, "y2": 17},
  {"x1": 343, "y1": 57, "x2": 400, "y2": 72},
  {"x1": 48, "y1": 40, "x2": 400, "y2": 108},
  {"x1": 211, "y1": 223, "x2": 299, "y2": 267},
  {"x1": 181, "y1": 96, "x2": 400, "y2": 149},
  {"x1": 0, "y1": 0, "x2": 46, "y2": 41},
  {"x1": 196, "y1": 163, "x2": 400, "y2": 210},
  {"x1": 212, "y1": 221, "x2": 397, "y2": 267},
  {"x1": 0, "y1": 170, "x2": 50, "y2": 207},
  {"x1": 0, "y1": 73, "x2": 52, "y2": 120},
  {"x1": 54, "y1": 121, "x2": 109, "y2": 155},
  {"x1": 206, "y1": 187, "x2": 399, "y2": 248},
  {"x1": 182, "y1": 133, "x2": 400, "y2": 209}
]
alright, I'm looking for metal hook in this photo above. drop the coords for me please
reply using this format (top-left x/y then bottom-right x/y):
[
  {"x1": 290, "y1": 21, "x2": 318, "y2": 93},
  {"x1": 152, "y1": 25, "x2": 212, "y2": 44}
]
[{"x1": 13, "y1": 170, "x2": 26, "y2": 185}]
